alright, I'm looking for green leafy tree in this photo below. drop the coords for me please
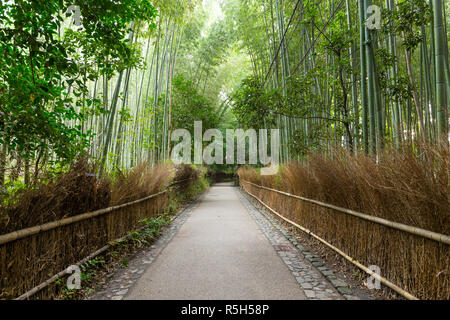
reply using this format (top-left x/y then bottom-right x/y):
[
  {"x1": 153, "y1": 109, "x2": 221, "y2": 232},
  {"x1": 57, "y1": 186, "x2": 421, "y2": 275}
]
[{"x1": 0, "y1": 0, "x2": 156, "y2": 165}]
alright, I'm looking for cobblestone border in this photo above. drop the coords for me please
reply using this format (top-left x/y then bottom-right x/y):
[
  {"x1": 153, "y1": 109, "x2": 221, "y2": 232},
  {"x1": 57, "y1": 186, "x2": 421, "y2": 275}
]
[
  {"x1": 236, "y1": 187, "x2": 361, "y2": 300},
  {"x1": 87, "y1": 192, "x2": 206, "y2": 300}
]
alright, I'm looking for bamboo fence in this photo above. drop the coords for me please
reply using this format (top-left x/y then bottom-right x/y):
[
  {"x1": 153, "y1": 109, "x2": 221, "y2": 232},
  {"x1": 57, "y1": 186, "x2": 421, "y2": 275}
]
[
  {"x1": 240, "y1": 180, "x2": 450, "y2": 300},
  {"x1": 0, "y1": 189, "x2": 170, "y2": 300}
]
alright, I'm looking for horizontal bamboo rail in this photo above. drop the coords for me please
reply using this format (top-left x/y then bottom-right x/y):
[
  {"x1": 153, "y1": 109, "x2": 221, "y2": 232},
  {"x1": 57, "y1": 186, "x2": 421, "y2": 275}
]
[
  {"x1": 241, "y1": 180, "x2": 450, "y2": 245},
  {"x1": 169, "y1": 178, "x2": 194, "y2": 187},
  {"x1": 0, "y1": 190, "x2": 168, "y2": 246},
  {"x1": 240, "y1": 184, "x2": 419, "y2": 300}
]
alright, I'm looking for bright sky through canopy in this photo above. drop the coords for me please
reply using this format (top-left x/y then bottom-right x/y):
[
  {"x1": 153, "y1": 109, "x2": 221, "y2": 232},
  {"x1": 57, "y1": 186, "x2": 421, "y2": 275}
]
[{"x1": 202, "y1": 0, "x2": 224, "y2": 27}]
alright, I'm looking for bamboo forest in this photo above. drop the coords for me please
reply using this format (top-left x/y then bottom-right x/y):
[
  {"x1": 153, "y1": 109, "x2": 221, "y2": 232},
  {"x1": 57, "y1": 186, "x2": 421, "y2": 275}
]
[{"x1": 0, "y1": 0, "x2": 448, "y2": 302}]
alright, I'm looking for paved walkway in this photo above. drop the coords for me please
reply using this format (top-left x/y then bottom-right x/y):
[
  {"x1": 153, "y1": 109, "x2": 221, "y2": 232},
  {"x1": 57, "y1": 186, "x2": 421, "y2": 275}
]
[
  {"x1": 126, "y1": 183, "x2": 305, "y2": 299},
  {"x1": 90, "y1": 183, "x2": 358, "y2": 300}
]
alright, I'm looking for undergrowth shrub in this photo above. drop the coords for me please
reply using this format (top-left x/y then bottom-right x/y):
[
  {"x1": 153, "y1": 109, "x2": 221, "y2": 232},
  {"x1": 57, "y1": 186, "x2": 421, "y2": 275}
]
[{"x1": 167, "y1": 165, "x2": 210, "y2": 214}]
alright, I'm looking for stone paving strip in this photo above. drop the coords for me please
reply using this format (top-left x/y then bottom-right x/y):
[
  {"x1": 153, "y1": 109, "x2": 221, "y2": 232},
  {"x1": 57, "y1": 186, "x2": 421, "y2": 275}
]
[{"x1": 235, "y1": 188, "x2": 361, "y2": 300}]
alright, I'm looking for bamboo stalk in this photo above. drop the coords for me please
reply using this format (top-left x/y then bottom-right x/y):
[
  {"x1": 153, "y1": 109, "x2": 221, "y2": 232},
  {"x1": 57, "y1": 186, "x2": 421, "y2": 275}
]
[
  {"x1": 241, "y1": 184, "x2": 419, "y2": 300},
  {"x1": 364, "y1": 0, "x2": 377, "y2": 154},
  {"x1": 358, "y1": 1, "x2": 369, "y2": 154},
  {"x1": 433, "y1": 0, "x2": 449, "y2": 137},
  {"x1": 240, "y1": 180, "x2": 450, "y2": 245}
]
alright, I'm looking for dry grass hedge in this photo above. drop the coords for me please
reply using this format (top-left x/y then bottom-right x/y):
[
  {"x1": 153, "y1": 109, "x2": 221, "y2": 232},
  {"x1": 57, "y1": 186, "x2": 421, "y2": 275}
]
[{"x1": 238, "y1": 142, "x2": 449, "y2": 300}]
